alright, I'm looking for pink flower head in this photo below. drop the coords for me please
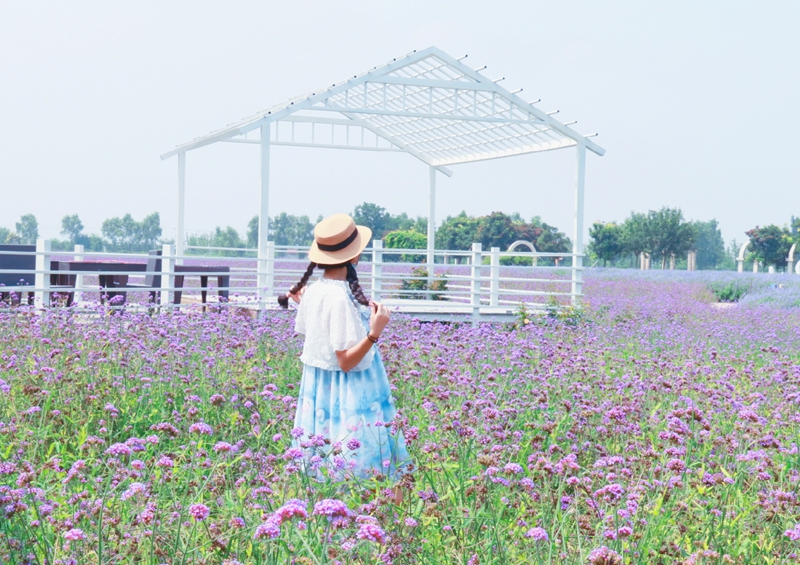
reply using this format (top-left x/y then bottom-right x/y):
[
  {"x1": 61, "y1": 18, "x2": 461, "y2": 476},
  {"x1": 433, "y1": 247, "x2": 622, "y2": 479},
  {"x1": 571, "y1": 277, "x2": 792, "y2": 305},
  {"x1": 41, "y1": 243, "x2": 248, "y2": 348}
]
[
  {"x1": 313, "y1": 499, "x2": 352, "y2": 519},
  {"x1": 587, "y1": 546, "x2": 623, "y2": 565},
  {"x1": 273, "y1": 499, "x2": 308, "y2": 524},
  {"x1": 786, "y1": 524, "x2": 800, "y2": 541},
  {"x1": 283, "y1": 447, "x2": 304, "y2": 460},
  {"x1": 525, "y1": 527, "x2": 548, "y2": 541},
  {"x1": 156, "y1": 455, "x2": 174, "y2": 468},
  {"x1": 189, "y1": 422, "x2": 213, "y2": 435},
  {"x1": 213, "y1": 441, "x2": 233, "y2": 453},
  {"x1": 189, "y1": 503, "x2": 210, "y2": 521},
  {"x1": 104, "y1": 443, "x2": 132, "y2": 457},
  {"x1": 64, "y1": 528, "x2": 86, "y2": 541},
  {"x1": 254, "y1": 517, "x2": 280, "y2": 540},
  {"x1": 356, "y1": 522, "x2": 388, "y2": 544}
]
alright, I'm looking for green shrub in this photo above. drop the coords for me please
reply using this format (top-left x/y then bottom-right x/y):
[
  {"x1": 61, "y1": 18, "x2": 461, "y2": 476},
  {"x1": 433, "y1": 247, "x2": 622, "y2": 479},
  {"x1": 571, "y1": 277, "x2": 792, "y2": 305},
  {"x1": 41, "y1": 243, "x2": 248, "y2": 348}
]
[
  {"x1": 706, "y1": 280, "x2": 750, "y2": 302},
  {"x1": 399, "y1": 266, "x2": 448, "y2": 300}
]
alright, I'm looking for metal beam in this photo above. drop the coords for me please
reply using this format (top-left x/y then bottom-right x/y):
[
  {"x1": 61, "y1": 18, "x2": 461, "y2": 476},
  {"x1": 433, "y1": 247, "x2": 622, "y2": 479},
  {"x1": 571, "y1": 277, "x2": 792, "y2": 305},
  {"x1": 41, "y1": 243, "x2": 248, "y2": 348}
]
[
  {"x1": 427, "y1": 166, "x2": 436, "y2": 294},
  {"x1": 257, "y1": 125, "x2": 270, "y2": 305},
  {"x1": 176, "y1": 152, "x2": 186, "y2": 262},
  {"x1": 314, "y1": 105, "x2": 545, "y2": 125},
  {"x1": 572, "y1": 143, "x2": 586, "y2": 305},
  {"x1": 221, "y1": 139, "x2": 405, "y2": 152},
  {"x1": 368, "y1": 76, "x2": 489, "y2": 91}
]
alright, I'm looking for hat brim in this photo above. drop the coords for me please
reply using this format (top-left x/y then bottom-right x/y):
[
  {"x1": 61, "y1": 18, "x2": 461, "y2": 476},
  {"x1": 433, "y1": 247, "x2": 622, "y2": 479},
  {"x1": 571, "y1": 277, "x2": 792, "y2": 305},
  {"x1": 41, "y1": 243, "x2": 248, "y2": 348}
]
[{"x1": 308, "y1": 225, "x2": 372, "y2": 265}]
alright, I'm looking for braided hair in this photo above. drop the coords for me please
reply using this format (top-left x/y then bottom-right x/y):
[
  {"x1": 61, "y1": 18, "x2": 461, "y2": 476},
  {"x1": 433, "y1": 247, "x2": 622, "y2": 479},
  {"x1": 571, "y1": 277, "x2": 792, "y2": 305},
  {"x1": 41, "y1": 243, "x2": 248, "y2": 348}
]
[
  {"x1": 277, "y1": 261, "x2": 370, "y2": 308},
  {"x1": 345, "y1": 262, "x2": 370, "y2": 307},
  {"x1": 277, "y1": 262, "x2": 317, "y2": 308}
]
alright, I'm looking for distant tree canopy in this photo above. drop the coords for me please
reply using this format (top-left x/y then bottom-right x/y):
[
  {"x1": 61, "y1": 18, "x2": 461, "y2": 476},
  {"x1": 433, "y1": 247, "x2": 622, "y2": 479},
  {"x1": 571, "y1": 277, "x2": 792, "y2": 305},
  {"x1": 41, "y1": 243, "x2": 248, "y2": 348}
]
[
  {"x1": 692, "y1": 219, "x2": 726, "y2": 270},
  {"x1": 589, "y1": 207, "x2": 699, "y2": 269},
  {"x1": 588, "y1": 222, "x2": 623, "y2": 267},
  {"x1": 15, "y1": 214, "x2": 38, "y2": 244},
  {"x1": 101, "y1": 213, "x2": 162, "y2": 252},
  {"x1": 745, "y1": 224, "x2": 793, "y2": 269},
  {"x1": 60, "y1": 214, "x2": 84, "y2": 244},
  {"x1": 351, "y1": 203, "x2": 427, "y2": 241},
  {"x1": 384, "y1": 229, "x2": 427, "y2": 263}
]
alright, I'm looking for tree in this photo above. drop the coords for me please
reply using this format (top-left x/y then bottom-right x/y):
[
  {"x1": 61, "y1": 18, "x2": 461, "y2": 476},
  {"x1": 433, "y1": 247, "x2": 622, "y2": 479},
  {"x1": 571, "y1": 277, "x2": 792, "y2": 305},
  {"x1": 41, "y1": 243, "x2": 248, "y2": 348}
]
[
  {"x1": 271, "y1": 213, "x2": 314, "y2": 246},
  {"x1": 475, "y1": 212, "x2": 518, "y2": 250},
  {"x1": 247, "y1": 216, "x2": 259, "y2": 249},
  {"x1": 139, "y1": 213, "x2": 162, "y2": 250},
  {"x1": 435, "y1": 212, "x2": 481, "y2": 252},
  {"x1": 101, "y1": 212, "x2": 161, "y2": 252},
  {"x1": 791, "y1": 216, "x2": 800, "y2": 246},
  {"x1": 588, "y1": 222, "x2": 623, "y2": 266},
  {"x1": 15, "y1": 214, "x2": 38, "y2": 244},
  {"x1": 385, "y1": 213, "x2": 427, "y2": 234},
  {"x1": 384, "y1": 230, "x2": 426, "y2": 262},
  {"x1": 645, "y1": 207, "x2": 694, "y2": 268},
  {"x1": 692, "y1": 219, "x2": 725, "y2": 270},
  {"x1": 352, "y1": 203, "x2": 391, "y2": 240},
  {"x1": 533, "y1": 220, "x2": 571, "y2": 265},
  {"x1": 745, "y1": 224, "x2": 792, "y2": 269},
  {"x1": 101, "y1": 217, "x2": 125, "y2": 249},
  {"x1": 0, "y1": 227, "x2": 11, "y2": 244},
  {"x1": 60, "y1": 214, "x2": 84, "y2": 243},
  {"x1": 618, "y1": 208, "x2": 694, "y2": 268},
  {"x1": 620, "y1": 212, "x2": 648, "y2": 261}
]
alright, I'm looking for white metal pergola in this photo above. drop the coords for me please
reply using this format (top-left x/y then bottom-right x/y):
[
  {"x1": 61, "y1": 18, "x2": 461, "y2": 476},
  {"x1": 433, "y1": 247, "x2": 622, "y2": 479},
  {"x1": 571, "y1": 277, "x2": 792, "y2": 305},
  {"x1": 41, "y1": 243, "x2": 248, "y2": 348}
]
[{"x1": 160, "y1": 46, "x2": 605, "y2": 304}]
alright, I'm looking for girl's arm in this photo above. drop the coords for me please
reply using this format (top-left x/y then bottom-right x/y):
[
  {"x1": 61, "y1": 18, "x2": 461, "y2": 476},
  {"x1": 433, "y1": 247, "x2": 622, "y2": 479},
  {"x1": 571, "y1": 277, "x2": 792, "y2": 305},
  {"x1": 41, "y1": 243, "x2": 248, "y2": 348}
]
[{"x1": 334, "y1": 301, "x2": 390, "y2": 372}]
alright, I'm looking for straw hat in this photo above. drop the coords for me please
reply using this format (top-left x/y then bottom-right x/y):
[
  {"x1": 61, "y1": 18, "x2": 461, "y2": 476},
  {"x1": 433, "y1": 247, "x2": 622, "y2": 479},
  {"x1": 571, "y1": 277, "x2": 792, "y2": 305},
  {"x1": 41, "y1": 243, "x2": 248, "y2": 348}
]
[{"x1": 308, "y1": 213, "x2": 372, "y2": 265}]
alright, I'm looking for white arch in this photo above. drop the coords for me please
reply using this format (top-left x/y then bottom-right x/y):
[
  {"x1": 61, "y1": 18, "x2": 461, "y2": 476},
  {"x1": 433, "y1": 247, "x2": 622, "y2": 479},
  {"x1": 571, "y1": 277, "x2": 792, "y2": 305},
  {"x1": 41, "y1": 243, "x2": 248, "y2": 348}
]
[
  {"x1": 737, "y1": 242, "x2": 749, "y2": 273},
  {"x1": 507, "y1": 240, "x2": 537, "y2": 267},
  {"x1": 507, "y1": 240, "x2": 536, "y2": 253},
  {"x1": 789, "y1": 243, "x2": 797, "y2": 275}
]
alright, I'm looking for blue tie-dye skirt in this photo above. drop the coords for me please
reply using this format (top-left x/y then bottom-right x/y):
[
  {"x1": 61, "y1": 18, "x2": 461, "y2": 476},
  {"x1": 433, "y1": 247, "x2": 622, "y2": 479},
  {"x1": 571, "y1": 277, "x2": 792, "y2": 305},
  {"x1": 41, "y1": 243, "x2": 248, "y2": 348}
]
[{"x1": 292, "y1": 340, "x2": 412, "y2": 483}]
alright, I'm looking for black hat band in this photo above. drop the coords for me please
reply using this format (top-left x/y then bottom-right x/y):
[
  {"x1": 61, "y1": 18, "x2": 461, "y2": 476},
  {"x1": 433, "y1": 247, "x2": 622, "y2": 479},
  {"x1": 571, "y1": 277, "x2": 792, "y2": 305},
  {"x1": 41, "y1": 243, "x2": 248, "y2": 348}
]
[{"x1": 316, "y1": 227, "x2": 359, "y2": 252}]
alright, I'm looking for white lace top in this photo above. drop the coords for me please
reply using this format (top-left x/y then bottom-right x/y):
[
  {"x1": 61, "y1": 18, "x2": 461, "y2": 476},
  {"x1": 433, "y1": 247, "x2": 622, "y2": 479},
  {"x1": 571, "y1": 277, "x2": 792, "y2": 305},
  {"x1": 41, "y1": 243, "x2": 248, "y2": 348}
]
[{"x1": 295, "y1": 277, "x2": 374, "y2": 372}]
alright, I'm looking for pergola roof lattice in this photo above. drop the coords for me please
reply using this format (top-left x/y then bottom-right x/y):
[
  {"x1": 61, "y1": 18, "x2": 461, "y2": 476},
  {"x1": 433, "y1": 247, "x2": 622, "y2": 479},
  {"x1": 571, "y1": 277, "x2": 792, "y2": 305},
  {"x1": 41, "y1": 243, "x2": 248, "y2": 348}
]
[{"x1": 160, "y1": 46, "x2": 604, "y2": 170}]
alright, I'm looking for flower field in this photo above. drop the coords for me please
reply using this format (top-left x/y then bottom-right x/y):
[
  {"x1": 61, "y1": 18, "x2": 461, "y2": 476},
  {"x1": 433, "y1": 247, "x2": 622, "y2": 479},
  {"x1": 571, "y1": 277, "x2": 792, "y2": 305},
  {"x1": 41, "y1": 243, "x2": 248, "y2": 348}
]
[{"x1": 1, "y1": 273, "x2": 800, "y2": 564}]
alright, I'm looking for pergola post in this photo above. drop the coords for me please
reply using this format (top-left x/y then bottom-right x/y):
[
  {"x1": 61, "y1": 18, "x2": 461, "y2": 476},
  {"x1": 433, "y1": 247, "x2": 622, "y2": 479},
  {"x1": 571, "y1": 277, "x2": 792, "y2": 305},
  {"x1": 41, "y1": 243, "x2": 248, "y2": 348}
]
[
  {"x1": 427, "y1": 166, "x2": 436, "y2": 297},
  {"x1": 257, "y1": 125, "x2": 271, "y2": 307},
  {"x1": 571, "y1": 143, "x2": 586, "y2": 306},
  {"x1": 176, "y1": 152, "x2": 186, "y2": 264}
]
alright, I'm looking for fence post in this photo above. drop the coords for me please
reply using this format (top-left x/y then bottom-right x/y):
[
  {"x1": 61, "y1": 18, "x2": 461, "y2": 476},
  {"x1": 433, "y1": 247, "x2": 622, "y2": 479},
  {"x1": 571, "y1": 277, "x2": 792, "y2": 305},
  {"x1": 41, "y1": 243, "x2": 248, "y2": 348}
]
[
  {"x1": 73, "y1": 244, "x2": 85, "y2": 293},
  {"x1": 372, "y1": 239, "x2": 383, "y2": 302},
  {"x1": 34, "y1": 238, "x2": 51, "y2": 308},
  {"x1": 266, "y1": 241, "x2": 275, "y2": 298},
  {"x1": 160, "y1": 243, "x2": 174, "y2": 308},
  {"x1": 490, "y1": 247, "x2": 500, "y2": 307},
  {"x1": 471, "y1": 242, "x2": 482, "y2": 326}
]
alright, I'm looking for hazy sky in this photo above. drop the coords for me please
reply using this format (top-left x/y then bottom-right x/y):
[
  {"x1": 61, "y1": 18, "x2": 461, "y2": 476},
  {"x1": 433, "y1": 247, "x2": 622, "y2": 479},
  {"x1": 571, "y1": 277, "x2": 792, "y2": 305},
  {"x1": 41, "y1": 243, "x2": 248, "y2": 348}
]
[{"x1": 1, "y1": 1, "x2": 798, "y2": 247}]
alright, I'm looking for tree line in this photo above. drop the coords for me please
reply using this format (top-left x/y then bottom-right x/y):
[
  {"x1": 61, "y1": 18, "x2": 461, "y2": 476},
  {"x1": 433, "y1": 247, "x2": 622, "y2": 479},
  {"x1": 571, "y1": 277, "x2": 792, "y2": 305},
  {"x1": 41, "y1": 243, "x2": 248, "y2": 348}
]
[
  {"x1": 3, "y1": 208, "x2": 797, "y2": 270},
  {"x1": 587, "y1": 208, "x2": 800, "y2": 271},
  {"x1": 0, "y1": 213, "x2": 162, "y2": 252}
]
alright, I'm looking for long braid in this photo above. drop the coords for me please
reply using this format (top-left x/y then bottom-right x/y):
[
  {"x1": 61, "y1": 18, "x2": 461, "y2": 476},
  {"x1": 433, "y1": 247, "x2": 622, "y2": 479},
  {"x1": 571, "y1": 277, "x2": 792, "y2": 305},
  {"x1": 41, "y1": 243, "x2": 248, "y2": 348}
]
[
  {"x1": 277, "y1": 262, "x2": 317, "y2": 308},
  {"x1": 346, "y1": 263, "x2": 370, "y2": 307}
]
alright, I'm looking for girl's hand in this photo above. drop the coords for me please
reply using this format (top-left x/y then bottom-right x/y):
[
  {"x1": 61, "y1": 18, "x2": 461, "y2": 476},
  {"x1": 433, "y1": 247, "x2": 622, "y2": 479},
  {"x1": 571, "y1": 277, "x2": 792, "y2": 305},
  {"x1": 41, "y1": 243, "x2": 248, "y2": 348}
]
[
  {"x1": 288, "y1": 287, "x2": 306, "y2": 304},
  {"x1": 369, "y1": 300, "x2": 390, "y2": 338}
]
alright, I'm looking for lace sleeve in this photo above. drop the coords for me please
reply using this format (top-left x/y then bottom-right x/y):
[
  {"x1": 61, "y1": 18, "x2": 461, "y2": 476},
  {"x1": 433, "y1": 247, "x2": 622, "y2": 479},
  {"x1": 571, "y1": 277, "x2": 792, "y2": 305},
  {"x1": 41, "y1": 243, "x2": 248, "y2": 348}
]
[
  {"x1": 294, "y1": 300, "x2": 306, "y2": 335},
  {"x1": 328, "y1": 292, "x2": 365, "y2": 352}
]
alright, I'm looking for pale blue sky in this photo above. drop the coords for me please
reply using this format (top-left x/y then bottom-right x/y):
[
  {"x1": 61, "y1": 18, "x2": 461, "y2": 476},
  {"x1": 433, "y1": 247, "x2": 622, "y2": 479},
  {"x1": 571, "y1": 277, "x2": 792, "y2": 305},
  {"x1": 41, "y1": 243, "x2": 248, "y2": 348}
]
[{"x1": 1, "y1": 1, "x2": 798, "y2": 246}]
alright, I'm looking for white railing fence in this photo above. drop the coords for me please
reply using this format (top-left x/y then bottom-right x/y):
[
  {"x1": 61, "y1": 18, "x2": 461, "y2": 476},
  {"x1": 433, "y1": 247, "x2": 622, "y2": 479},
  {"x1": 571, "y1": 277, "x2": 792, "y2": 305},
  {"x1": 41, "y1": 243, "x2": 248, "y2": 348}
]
[{"x1": 0, "y1": 239, "x2": 584, "y2": 320}]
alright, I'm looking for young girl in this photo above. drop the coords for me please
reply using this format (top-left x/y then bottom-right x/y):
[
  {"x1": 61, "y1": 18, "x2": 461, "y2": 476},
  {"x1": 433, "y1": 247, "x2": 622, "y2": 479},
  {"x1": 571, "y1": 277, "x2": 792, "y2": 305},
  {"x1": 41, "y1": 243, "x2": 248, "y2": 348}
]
[{"x1": 278, "y1": 213, "x2": 412, "y2": 486}]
